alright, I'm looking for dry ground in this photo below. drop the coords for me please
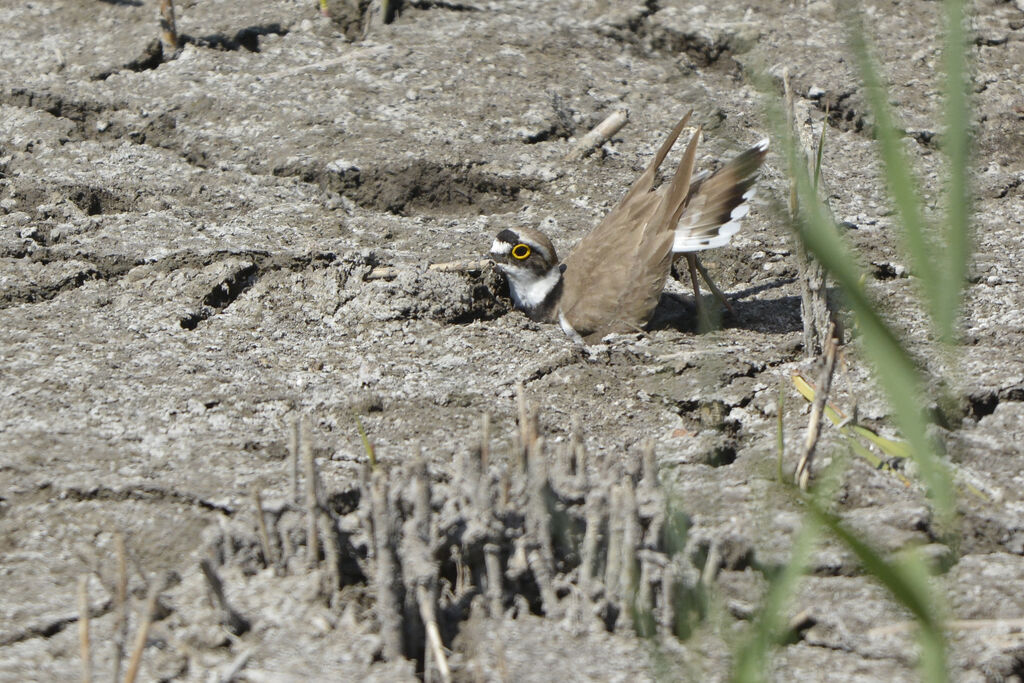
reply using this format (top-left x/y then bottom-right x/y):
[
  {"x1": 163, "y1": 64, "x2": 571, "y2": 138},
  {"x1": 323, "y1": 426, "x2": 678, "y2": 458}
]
[{"x1": 2, "y1": 0, "x2": 1024, "y2": 680}]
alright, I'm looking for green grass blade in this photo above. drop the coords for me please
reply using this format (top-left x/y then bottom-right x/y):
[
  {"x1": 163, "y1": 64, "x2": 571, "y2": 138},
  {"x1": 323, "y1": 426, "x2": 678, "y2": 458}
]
[
  {"x1": 939, "y1": 0, "x2": 971, "y2": 344},
  {"x1": 353, "y1": 413, "x2": 377, "y2": 469}
]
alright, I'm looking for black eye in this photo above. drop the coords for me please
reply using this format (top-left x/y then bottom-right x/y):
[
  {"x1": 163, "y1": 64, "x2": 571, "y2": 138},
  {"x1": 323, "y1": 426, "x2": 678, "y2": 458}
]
[{"x1": 512, "y1": 244, "x2": 531, "y2": 260}]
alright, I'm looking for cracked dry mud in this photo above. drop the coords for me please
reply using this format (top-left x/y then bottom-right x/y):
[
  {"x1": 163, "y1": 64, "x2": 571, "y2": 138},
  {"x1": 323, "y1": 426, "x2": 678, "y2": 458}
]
[{"x1": 2, "y1": 0, "x2": 1024, "y2": 680}]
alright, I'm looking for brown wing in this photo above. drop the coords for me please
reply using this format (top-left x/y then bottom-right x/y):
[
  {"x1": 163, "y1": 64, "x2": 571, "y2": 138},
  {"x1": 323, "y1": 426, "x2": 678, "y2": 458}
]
[
  {"x1": 561, "y1": 115, "x2": 701, "y2": 337},
  {"x1": 672, "y1": 139, "x2": 768, "y2": 252}
]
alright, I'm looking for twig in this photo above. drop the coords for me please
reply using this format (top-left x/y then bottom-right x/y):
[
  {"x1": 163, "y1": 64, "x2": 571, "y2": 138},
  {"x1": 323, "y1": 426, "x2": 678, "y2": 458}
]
[
  {"x1": 301, "y1": 415, "x2": 320, "y2": 567},
  {"x1": 603, "y1": 486, "x2": 624, "y2": 608},
  {"x1": 869, "y1": 617, "x2": 1024, "y2": 638},
  {"x1": 158, "y1": 0, "x2": 179, "y2": 57},
  {"x1": 784, "y1": 68, "x2": 838, "y2": 356},
  {"x1": 78, "y1": 574, "x2": 92, "y2": 683},
  {"x1": 417, "y1": 584, "x2": 452, "y2": 683},
  {"x1": 111, "y1": 532, "x2": 128, "y2": 683},
  {"x1": 701, "y1": 539, "x2": 721, "y2": 588},
  {"x1": 795, "y1": 327, "x2": 839, "y2": 489},
  {"x1": 199, "y1": 560, "x2": 251, "y2": 636},
  {"x1": 640, "y1": 438, "x2": 658, "y2": 489},
  {"x1": 479, "y1": 412, "x2": 491, "y2": 472},
  {"x1": 365, "y1": 259, "x2": 490, "y2": 281},
  {"x1": 123, "y1": 583, "x2": 159, "y2": 683},
  {"x1": 288, "y1": 416, "x2": 300, "y2": 504},
  {"x1": 564, "y1": 109, "x2": 629, "y2": 161},
  {"x1": 579, "y1": 490, "x2": 605, "y2": 597},
  {"x1": 525, "y1": 436, "x2": 560, "y2": 617},
  {"x1": 251, "y1": 487, "x2": 275, "y2": 570},
  {"x1": 483, "y1": 543, "x2": 504, "y2": 616},
  {"x1": 369, "y1": 470, "x2": 404, "y2": 661},
  {"x1": 218, "y1": 649, "x2": 252, "y2": 683},
  {"x1": 616, "y1": 479, "x2": 640, "y2": 631}
]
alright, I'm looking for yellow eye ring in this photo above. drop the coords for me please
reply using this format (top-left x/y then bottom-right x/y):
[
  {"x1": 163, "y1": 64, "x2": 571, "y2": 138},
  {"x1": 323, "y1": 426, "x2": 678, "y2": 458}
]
[{"x1": 511, "y1": 244, "x2": 531, "y2": 260}]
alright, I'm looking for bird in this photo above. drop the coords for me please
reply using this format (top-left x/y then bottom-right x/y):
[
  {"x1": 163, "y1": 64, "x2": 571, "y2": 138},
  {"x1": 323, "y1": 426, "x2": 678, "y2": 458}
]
[{"x1": 490, "y1": 112, "x2": 768, "y2": 343}]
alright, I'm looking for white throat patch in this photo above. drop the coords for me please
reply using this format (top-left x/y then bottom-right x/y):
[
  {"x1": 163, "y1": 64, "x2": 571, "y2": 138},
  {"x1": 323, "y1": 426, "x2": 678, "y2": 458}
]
[{"x1": 504, "y1": 266, "x2": 561, "y2": 311}]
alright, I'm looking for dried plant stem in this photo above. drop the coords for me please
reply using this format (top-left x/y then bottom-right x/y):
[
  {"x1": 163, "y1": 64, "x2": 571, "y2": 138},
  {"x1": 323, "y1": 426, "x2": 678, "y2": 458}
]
[
  {"x1": 795, "y1": 327, "x2": 840, "y2": 489},
  {"x1": 320, "y1": 507, "x2": 343, "y2": 592},
  {"x1": 370, "y1": 470, "x2": 404, "y2": 661},
  {"x1": 784, "y1": 68, "x2": 838, "y2": 356},
  {"x1": 616, "y1": 481, "x2": 640, "y2": 631},
  {"x1": 289, "y1": 416, "x2": 300, "y2": 504},
  {"x1": 365, "y1": 259, "x2": 490, "y2": 281},
  {"x1": 479, "y1": 413, "x2": 490, "y2": 471},
  {"x1": 301, "y1": 416, "x2": 320, "y2": 567},
  {"x1": 570, "y1": 415, "x2": 587, "y2": 487},
  {"x1": 417, "y1": 584, "x2": 452, "y2": 683},
  {"x1": 579, "y1": 490, "x2": 605, "y2": 596},
  {"x1": 483, "y1": 543, "x2": 504, "y2": 616},
  {"x1": 218, "y1": 649, "x2": 252, "y2": 683},
  {"x1": 77, "y1": 574, "x2": 92, "y2": 683},
  {"x1": 564, "y1": 109, "x2": 629, "y2": 161},
  {"x1": 251, "y1": 487, "x2": 275, "y2": 569},
  {"x1": 660, "y1": 561, "x2": 679, "y2": 634},
  {"x1": 158, "y1": 0, "x2": 178, "y2": 56},
  {"x1": 199, "y1": 560, "x2": 250, "y2": 636},
  {"x1": 111, "y1": 532, "x2": 128, "y2": 683},
  {"x1": 526, "y1": 437, "x2": 560, "y2": 617},
  {"x1": 603, "y1": 486, "x2": 624, "y2": 605},
  {"x1": 123, "y1": 583, "x2": 159, "y2": 683}
]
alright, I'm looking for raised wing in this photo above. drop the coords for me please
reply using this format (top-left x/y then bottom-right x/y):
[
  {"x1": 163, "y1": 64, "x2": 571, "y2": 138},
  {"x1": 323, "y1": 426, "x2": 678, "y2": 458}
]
[{"x1": 672, "y1": 138, "x2": 769, "y2": 253}]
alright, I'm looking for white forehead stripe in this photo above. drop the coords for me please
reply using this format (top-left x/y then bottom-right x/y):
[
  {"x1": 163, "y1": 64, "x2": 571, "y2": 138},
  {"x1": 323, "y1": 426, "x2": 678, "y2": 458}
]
[{"x1": 490, "y1": 239, "x2": 512, "y2": 255}]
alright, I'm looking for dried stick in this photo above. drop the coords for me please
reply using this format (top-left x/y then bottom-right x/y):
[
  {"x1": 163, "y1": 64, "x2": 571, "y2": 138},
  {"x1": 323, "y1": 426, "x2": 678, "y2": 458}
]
[
  {"x1": 525, "y1": 437, "x2": 559, "y2": 617},
  {"x1": 417, "y1": 585, "x2": 451, "y2": 683},
  {"x1": 570, "y1": 415, "x2": 587, "y2": 487},
  {"x1": 636, "y1": 553, "x2": 655, "y2": 635},
  {"x1": 199, "y1": 560, "x2": 251, "y2": 636},
  {"x1": 365, "y1": 259, "x2": 490, "y2": 281},
  {"x1": 640, "y1": 439, "x2": 658, "y2": 489},
  {"x1": 701, "y1": 539, "x2": 721, "y2": 588},
  {"x1": 288, "y1": 416, "x2": 300, "y2": 504},
  {"x1": 123, "y1": 583, "x2": 159, "y2": 683},
  {"x1": 158, "y1": 0, "x2": 179, "y2": 56},
  {"x1": 111, "y1": 532, "x2": 128, "y2": 683},
  {"x1": 564, "y1": 109, "x2": 629, "y2": 161},
  {"x1": 370, "y1": 470, "x2": 404, "y2": 661},
  {"x1": 616, "y1": 480, "x2": 640, "y2": 631},
  {"x1": 603, "y1": 486, "x2": 624, "y2": 605},
  {"x1": 795, "y1": 327, "x2": 839, "y2": 489},
  {"x1": 251, "y1": 487, "x2": 275, "y2": 569},
  {"x1": 578, "y1": 490, "x2": 605, "y2": 596},
  {"x1": 784, "y1": 68, "x2": 837, "y2": 356},
  {"x1": 473, "y1": 413, "x2": 492, "y2": 512},
  {"x1": 870, "y1": 617, "x2": 1024, "y2": 638},
  {"x1": 483, "y1": 543, "x2": 504, "y2": 616},
  {"x1": 320, "y1": 507, "x2": 343, "y2": 592},
  {"x1": 78, "y1": 574, "x2": 92, "y2": 683},
  {"x1": 218, "y1": 649, "x2": 252, "y2": 683},
  {"x1": 660, "y1": 561, "x2": 678, "y2": 634},
  {"x1": 479, "y1": 412, "x2": 491, "y2": 471},
  {"x1": 301, "y1": 416, "x2": 320, "y2": 567}
]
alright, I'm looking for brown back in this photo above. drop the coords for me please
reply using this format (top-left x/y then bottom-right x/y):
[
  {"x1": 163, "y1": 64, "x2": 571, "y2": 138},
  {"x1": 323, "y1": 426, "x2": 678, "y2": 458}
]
[{"x1": 561, "y1": 115, "x2": 701, "y2": 338}]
